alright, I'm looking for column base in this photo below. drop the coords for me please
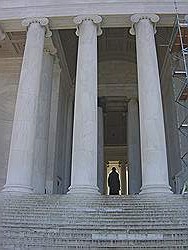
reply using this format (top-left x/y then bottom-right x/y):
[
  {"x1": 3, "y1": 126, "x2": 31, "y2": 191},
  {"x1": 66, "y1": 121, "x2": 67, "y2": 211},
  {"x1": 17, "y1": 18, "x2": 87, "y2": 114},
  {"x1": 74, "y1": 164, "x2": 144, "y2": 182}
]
[
  {"x1": 1, "y1": 184, "x2": 33, "y2": 193},
  {"x1": 140, "y1": 184, "x2": 173, "y2": 195},
  {"x1": 67, "y1": 185, "x2": 100, "y2": 195}
]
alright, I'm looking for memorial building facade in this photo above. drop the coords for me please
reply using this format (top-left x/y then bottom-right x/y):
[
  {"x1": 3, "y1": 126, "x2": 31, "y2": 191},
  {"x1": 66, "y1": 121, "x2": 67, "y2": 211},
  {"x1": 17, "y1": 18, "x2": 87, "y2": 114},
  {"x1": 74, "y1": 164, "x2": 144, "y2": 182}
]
[
  {"x1": 1, "y1": 1, "x2": 188, "y2": 249},
  {"x1": 0, "y1": 1, "x2": 187, "y2": 196}
]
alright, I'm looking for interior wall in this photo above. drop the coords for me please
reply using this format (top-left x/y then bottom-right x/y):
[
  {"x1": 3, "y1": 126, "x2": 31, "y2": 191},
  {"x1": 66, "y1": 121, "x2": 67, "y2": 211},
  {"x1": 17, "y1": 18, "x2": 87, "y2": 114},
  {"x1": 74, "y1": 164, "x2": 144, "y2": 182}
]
[{"x1": 105, "y1": 111, "x2": 126, "y2": 145}]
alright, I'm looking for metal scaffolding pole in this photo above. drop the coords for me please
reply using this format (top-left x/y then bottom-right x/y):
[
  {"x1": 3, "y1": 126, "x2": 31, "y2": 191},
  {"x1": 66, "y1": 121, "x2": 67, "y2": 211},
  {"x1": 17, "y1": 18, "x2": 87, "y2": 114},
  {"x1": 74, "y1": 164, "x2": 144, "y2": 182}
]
[{"x1": 168, "y1": 15, "x2": 188, "y2": 193}]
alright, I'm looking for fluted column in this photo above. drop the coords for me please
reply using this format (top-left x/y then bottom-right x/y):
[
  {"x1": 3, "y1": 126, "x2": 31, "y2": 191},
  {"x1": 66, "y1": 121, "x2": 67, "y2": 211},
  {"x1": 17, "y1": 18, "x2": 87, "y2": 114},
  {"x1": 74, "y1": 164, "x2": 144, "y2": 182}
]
[
  {"x1": 97, "y1": 106, "x2": 104, "y2": 194},
  {"x1": 63, "y1": 94, "x2": 74, "y2": 193},
  {"x1": 127, "y1": 98, "x2": 141, "y2": 194},
  {"x1": 46, "y1": 57, "x2": 61, "y2": 194},
  {"x1": 130, "y1": 14, "x2": 172, "y2": 194},
  {"x1": 3, "y1": 17, "x2": 49, "y2": 193},
  {"x1": 68, "y1": 15, "x2": 102, "y2": 194},
  {"x1": 32, "y1": 50, "x2": 54, "y2": 193}
]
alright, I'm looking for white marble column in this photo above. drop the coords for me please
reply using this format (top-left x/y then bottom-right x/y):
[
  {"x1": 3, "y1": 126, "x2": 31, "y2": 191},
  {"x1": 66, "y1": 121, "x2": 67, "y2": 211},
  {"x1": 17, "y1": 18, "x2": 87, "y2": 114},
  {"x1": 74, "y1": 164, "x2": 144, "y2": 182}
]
[
  {"x1": 127, "y1": 98, "x2": 141, "y2": 194},
  {"x1": 130, "y1": 14, "x2": 172, "y2": 194},
  {"x1": 61, "y1": 94, "x2": 69, "y2": 193},
  {"x1": 68, "y1": 15, "x2": 102, "y2": 194},
  {"x1": 63, "y1": 94, "x2": 74, "y2": 193},
  {"x1": 3, "y1": 17, "x2": 49, "y2": 193},
  {"x1": 46, "y1": 57, "x2": 61, "y2": 194},
  {"x1": 32, "y1": 50, "x2": 54, "y2": 193},
  {"x1": 97, "y1": 106, "x2": 104, "y2": 194}
]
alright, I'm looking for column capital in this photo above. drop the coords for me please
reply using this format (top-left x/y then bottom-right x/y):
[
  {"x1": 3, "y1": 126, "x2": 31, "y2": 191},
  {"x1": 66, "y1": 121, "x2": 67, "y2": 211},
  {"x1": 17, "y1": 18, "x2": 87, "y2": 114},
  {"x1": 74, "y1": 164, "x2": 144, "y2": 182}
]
[
  {"x1": 129, "y1": 14, "x2": 159, "y2": 35},
  {"x1": 0, "y1": 24, "x2": 5, "y2": 41},
  {"x1": 73, "y1": 15, "x2": 102, "y2": 36},
  {"x1": 22, "y1": 17, "x2": 52, "y2": 38},
  {"x1": 43, "y1": 47, "x2": 57, "y2": 55}
]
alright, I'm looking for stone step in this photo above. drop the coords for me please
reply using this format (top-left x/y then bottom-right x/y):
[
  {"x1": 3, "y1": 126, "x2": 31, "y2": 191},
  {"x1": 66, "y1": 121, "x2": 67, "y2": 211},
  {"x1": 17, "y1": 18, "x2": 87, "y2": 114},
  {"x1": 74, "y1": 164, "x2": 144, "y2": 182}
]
[
  {"x1": 0, "y1": 244, "x2": 186, "y2": 250},
  {"x1": 0, "y1": 193, "x2": 188, "y2": 249},
  {"x1": 2, "y1": 205, "x2": 187, "y2": 210},
  {"x1": 2, "y1": 213, "x2": 187, "y2": 222},
  {"x1": 2, "y1": 208, "x2": 187, "y2": 215},
  {"x1": 1, "y1": 197, "x2": 187, "y2": 204},
  {"x1": 2, "y1": 211, "x2": 187, "y2": 218},
  {"x1": 1, "y1": 234, "x2": 188, "y2": 248},
  {"x1": 3, "y1": 223, "x2": 187, "y2": 230},
  {"x1": 1, "y1": 227, "x2": 187, "y2": 239},
  {"x1": 1, "y1": 202, "x2": 188, "y2": 208},
  {"x1": 1, "y1": 241, "x2": 188, "y2": 249},
  {"x1": 1, "y1": 212, "x2": 187, "y2": 222},
  {"x1": 2, "y1": 223, "x2": 187, "y2": 230},
  {"x1": 1, "y1": 232, "x2": 187, "y2": 243},
  {"x1": 1, "y1": 203, "x2": 187, "y2": 209},
  {"x1": 1, "y1": 193, "x2": 187, "y2": 202},
  {"x1": 2, "y1": 209, "x2": 187, "y2": 217},
  {"x1": 2, "y1": 214, "x2": 187, "y2": 223},
  {"x1": 2, "y1": 207, "x2": 187, "y2": 214},
  {"x1": 2, "y1": 226, "x2": 188, "y2": 235},
  {"x1": 1, "y1": 201, "x2": 186, "y2": 206},
  {"x1": 1, "y1": 200, "x2": 187, "y2": 205},
  {"x1": 2, "y1": 214, "x2": 186, "y2": 221}
]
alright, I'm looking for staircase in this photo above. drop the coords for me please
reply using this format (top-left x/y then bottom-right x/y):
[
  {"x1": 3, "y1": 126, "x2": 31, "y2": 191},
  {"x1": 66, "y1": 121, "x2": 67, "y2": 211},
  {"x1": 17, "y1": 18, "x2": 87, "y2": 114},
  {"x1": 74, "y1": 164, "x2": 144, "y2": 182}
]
[{"x1": 0, "y1": 193, "x2": 188, "y2": 249}]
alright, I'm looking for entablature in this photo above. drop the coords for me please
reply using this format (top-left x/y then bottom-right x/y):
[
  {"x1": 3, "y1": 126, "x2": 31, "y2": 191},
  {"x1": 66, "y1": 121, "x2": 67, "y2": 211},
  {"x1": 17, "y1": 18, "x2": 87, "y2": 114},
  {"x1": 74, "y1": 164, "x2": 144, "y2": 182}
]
[{"x1": 0, "y1": 0, "x2": 187, "y2": 32}]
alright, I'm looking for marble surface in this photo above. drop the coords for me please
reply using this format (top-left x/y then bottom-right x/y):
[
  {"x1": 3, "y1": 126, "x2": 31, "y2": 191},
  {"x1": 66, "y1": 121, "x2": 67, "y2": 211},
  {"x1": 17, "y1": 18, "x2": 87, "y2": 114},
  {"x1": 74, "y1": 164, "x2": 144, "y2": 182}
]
[
  {"x1": 127, "y1": 98, "x2": 141, "y2": 194},
  {"x1": 46, "y1": 58, "x2": 61, "y2": 194},
  {"x1": 97, "y1": 106, "x2": 104, "y2": 194},
  {"x1": 3, "y1": 20, "x2": 46, "y2": 192},
  {"x1": 32, "y1": 52, "x2": 54, "y2": 193},
  {"x1": 0, "y1": 58, "x2": 22, "y2": 190},
  {"x1": 0, "y1": 10, "x2": 186, "y2": 195},
  {"x1": 68, "y1": 16, "x2": 102, "y2": 194},
  {"x1": 0, "y1": 1, "x2": 187, "y2": 33},
  {"x1": 131, "y1": 14, "x2": 171, "y2": 194}
]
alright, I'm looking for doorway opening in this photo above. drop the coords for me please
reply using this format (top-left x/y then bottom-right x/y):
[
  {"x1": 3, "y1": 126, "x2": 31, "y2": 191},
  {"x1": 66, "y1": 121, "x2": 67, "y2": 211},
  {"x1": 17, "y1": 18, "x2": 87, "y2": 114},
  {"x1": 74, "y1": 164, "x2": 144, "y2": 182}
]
[{"x1": 105, "y1": 160, "x2": 128, "y2": 195}]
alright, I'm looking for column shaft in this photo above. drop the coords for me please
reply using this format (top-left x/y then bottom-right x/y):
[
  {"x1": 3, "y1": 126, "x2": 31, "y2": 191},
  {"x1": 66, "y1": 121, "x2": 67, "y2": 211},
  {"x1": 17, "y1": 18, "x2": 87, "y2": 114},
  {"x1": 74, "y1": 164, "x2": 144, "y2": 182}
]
[
  {"x1": 97, "y1": 106, "x2": 104, "y2": 194},
  {"x1": 127, "y1": 98, "x2": 141, "y2": 194},
  {"x1": 32, "y1": 51, "x2": 54, "y2": 193},
  {"x1": 130, "y1": 14, "x2": 172, "y2": 194},
  {"x1": 63, "y1": 95, "x2": 74, "y2": 193},
  {"x1": 3, "y1": 18, "x2": 48, "y2": 192},
  {"x1": 68, "y1": 15, "x2": 102, "y2": 194},
  {"x1": 46, "y1": 58, "x2": 61, "y2": 194}
]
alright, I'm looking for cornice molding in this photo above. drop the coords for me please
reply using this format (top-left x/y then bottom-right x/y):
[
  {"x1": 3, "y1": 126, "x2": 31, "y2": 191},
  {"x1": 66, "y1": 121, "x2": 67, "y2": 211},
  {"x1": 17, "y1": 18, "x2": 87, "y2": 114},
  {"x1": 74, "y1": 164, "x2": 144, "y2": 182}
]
[{"x1": 0, "y1": 1, "x2": 187, "y2": 31}]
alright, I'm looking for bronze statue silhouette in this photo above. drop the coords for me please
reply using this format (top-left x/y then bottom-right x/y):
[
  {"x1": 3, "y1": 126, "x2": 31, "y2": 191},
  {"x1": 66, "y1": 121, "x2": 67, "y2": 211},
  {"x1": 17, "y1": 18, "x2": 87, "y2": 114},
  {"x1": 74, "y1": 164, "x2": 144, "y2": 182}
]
[{"x1": 108, "y1": 167, "x2": 120, "y2": 195}]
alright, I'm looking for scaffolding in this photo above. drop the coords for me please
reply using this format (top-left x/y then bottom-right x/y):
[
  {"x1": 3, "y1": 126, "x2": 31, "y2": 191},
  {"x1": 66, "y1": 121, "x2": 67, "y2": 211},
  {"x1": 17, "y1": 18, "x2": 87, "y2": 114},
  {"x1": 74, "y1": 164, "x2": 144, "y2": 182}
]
[{"x1": 168, "y1": 15, "x2": 188, "y2": 193}]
